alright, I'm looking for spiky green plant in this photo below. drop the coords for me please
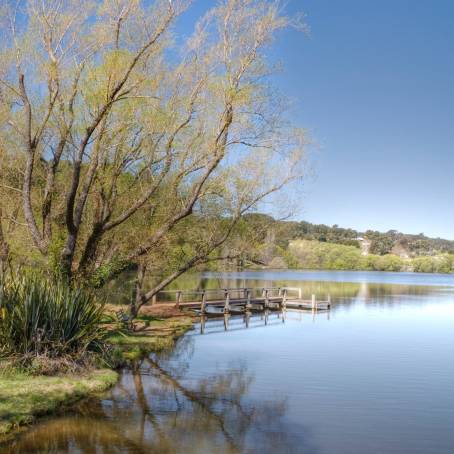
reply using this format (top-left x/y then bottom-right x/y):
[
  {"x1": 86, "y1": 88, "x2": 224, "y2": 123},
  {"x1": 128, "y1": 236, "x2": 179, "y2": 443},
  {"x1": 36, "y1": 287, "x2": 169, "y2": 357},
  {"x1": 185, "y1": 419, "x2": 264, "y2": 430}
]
[{"x1": 0, "y1": 273, "x2": 106, "y2": 362}]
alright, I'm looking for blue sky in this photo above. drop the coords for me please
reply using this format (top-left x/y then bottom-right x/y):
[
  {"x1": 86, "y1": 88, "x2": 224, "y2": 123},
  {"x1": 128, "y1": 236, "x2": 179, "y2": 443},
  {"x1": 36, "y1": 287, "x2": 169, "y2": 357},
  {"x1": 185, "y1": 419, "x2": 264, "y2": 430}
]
[{"x1": 179, "y1": 1, "x2": 454, "y2": 239}]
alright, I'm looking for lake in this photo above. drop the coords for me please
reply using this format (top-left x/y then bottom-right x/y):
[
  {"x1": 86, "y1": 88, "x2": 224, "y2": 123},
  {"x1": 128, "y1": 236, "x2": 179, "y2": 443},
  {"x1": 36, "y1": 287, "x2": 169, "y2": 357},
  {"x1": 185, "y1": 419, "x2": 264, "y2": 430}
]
[{"x1": 2, "y1": 270, "x2": 454, "y2": 453}]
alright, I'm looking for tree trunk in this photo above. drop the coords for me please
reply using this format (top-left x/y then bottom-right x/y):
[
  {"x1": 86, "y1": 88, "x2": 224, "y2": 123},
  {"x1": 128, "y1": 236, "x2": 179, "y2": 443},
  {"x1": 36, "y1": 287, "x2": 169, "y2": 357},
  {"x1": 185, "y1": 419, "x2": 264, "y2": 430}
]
[
  {"x1": 130, "y1": 263, "x2": 147, "y2": 317},
  {"x1": 78, "y1": 222, "x2": 104, "y2": 274},
  {"x1": 60, "y1": 233, "x2": 77, "y2": 280},
  {"x1": 0, "y1": 208, "x2": 9, "y2": 277}
]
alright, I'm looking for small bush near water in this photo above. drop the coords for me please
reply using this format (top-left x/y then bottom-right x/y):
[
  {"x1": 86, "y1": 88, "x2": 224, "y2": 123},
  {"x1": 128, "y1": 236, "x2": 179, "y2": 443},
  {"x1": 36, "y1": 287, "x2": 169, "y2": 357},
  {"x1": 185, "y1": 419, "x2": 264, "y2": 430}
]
[{"x1": 0, "y1": 273, "x2": 107, "y2": 373}]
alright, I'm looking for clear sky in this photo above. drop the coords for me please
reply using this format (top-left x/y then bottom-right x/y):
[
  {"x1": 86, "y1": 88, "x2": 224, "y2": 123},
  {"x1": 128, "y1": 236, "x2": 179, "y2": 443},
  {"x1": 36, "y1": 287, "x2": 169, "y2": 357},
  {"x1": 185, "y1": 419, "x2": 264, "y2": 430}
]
[{"x1": 179, "y1": 1, "x2": 454, "y2": 239}]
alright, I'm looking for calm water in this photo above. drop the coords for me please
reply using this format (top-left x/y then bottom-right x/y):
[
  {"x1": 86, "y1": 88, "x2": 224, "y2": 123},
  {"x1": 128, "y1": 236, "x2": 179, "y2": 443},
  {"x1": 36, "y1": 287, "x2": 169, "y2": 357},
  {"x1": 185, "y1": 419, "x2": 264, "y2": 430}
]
[{"x1": 2, "y1": 270, "x2": 454, "y2": 454}]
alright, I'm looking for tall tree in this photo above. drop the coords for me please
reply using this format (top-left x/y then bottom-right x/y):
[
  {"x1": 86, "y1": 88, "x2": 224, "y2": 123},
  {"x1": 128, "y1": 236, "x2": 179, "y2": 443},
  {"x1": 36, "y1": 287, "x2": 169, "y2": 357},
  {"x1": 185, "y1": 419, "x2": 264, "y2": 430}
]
[{"x1": 0, "y1": 0, "x2": 307, "y2": 308}]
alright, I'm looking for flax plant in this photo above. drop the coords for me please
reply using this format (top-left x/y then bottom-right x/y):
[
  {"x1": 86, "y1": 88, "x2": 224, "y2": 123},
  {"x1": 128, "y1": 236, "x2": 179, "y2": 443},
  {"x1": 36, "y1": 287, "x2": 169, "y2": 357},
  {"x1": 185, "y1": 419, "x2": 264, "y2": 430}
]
[{"x1": 0, "y1": 273, "x2": 106, "y2": 370}]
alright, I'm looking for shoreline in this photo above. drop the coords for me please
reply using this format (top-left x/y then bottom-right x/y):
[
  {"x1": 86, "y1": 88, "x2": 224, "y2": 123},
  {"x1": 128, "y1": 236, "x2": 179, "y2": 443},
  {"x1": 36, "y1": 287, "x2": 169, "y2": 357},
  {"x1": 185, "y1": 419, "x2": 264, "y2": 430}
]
[
  {"x1": 0, "y1": 369, "x2": 118, "y2": 439},
  {"x1": 0, "y1": 310, "x2": 194, "y2": 440}
]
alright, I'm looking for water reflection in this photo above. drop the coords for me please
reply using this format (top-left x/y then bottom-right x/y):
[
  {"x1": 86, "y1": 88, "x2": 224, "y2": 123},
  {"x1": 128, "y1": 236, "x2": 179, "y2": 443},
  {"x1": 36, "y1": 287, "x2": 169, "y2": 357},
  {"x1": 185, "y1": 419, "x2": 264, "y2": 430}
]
[
  {"x1": 197, "y1": 309, "x2": 331, "y2": 336},
  {"x1": 102, "y1": 270, "x2": 454, "y2": 307},
  {"x1": 4, "y1": 271, "x2": 454, "y2": 454},
  {"x1": 2, "y1": 338, "x2": 304, "y2": 454}
]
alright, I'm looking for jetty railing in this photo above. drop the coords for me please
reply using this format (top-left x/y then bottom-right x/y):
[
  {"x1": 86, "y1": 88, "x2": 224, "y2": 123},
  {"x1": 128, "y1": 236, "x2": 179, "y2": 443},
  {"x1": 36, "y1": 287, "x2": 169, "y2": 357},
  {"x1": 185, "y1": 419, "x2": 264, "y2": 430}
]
[{"x1": 151, "y1": 286, "x2": 331, "y2": 314}]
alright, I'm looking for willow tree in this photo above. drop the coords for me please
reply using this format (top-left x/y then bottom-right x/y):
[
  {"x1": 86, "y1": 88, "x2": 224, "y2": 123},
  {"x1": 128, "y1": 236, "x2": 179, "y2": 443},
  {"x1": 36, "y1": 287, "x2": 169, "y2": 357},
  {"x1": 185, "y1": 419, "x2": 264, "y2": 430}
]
[{"x1": 0, "y1": 0, "x2": 307, "y2": 309}]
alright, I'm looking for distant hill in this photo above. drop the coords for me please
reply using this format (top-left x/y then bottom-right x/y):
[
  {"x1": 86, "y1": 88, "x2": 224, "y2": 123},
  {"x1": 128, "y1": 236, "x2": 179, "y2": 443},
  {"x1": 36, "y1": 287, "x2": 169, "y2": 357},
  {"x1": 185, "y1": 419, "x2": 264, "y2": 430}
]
[
  {"x1": 239, "y1": 214, "x2": 454, "y2": 273},
  {"x1": 244, "y1": 214, "x2": 454, "y2": 257}
]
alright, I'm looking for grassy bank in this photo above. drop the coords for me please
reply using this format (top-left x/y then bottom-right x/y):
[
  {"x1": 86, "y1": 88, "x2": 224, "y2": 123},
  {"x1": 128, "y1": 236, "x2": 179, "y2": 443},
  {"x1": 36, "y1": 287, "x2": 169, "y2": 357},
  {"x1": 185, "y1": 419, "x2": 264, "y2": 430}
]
[
  {"x1": 106, "y1": 313, "x2": 194, "y2": 363},
  {"x1": 0, "y1": 369, "x2": 117, "y2": 436},
  {"x1": 0, "y1": 308, "x2": 194, "y2": 437}
]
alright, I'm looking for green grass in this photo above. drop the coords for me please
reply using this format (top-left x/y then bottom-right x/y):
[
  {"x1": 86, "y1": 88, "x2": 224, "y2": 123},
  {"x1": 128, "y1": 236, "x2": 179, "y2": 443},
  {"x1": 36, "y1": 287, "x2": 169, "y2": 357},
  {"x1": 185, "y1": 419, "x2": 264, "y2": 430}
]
[
  {"x1": 107, "y1": 333, "x2": 174, "y2": 347},
  {"x1": 105, "y1": 316, "x2": 193, "y2": 363},
  {"x1": 0, "y1": 316, "x2": 193, "y2": 436},
  {"x1": 0, "y1": 368, "x2": 117, "y2": 436},
  {"x1": 108, "y1": 335, "x2": 175, "y2": 362}
]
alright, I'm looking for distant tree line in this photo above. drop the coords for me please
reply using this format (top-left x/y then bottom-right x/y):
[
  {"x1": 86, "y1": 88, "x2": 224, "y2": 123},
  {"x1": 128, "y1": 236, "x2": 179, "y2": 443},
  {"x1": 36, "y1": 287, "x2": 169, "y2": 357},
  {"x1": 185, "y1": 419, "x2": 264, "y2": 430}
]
[
  {"x1": 287, "y1": 240, "x2": 454, "y2": 274},
  {"x1": 240, "y1": 215, "x2": 454, "y2": 258},
  {"x1": 235, "y1": 215, "x2": 454, "y2": 274}
]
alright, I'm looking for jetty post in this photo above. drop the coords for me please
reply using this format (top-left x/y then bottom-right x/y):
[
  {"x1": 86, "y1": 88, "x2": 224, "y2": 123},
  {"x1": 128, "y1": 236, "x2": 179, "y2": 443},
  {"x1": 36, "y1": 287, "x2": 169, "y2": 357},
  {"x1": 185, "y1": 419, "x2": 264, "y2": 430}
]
[
  {"x1": 224, "y1": 289, "x2": 230, "y2": 314},
  {"x1": 264, "y1": 288, "x2": 270, "y2": 309},
  {"x1": 282, "y1": 288, "x2": 288, "y2": 310},
  {"x1": 245, "y1": 288, "x2": 251, "y2": 311},
  {"x1": 201, "y1": 291, "x2": 207, "y2": 314}
]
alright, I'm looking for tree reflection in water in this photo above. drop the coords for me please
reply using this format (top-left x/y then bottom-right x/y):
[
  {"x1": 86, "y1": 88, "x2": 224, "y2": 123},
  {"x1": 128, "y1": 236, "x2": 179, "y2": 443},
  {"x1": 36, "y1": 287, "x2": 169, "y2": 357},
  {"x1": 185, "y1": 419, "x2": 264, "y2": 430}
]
[{"x1": 1, "y1": 337, "x2": 305, "y2": 453}]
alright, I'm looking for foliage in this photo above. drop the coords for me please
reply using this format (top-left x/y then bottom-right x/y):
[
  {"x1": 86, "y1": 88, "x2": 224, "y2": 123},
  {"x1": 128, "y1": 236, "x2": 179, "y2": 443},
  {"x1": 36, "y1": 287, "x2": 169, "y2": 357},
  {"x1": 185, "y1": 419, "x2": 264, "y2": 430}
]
[
  {"x1": 90, "y1": 258, "x2": 135, "y2": 289},
  {"x1": 289, "y1": 240, "x2": 367, "y2": 270},
  {"x1": 371, "y1": 254, "x2": 405, "y2": 272},
  {"x1": 234, "y1": 215, "x2": 454, "y2": 271},
  {"x1": 288, "y1": 240, "x2": 454, "y2": 274},
  {"x1": 240, "y1": 215, "x2": 454, "y2": 257},
  {"x1": 367, "y1": 231, "x2": 396, "y2": 255},
  {"x1": 0, "y1": 0, "x2": 307, "y2": 310},
  {"x1": 412, "y1": 255, "x2": 453, "y2": 274},
  {"x1": 0, "y1": 273, "x2": 107, "y2": 368}
]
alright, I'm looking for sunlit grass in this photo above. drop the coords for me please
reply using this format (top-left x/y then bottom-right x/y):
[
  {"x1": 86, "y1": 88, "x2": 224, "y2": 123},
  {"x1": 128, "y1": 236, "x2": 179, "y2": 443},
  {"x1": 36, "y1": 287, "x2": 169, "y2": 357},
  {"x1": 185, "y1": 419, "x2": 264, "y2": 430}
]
[
  {"x1": 0, "y1": 368, "x2": 117, "y2": 435},
  {"x1": 106, "y1": 316, "x2": 193, "y2": 363}
]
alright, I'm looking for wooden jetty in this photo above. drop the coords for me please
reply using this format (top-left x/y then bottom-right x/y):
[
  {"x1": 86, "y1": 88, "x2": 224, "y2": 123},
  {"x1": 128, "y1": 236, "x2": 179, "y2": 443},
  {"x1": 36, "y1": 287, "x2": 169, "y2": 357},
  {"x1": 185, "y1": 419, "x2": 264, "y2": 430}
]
[{"x1": 154, "y1": 287, "x2": 331, "y2": 315}]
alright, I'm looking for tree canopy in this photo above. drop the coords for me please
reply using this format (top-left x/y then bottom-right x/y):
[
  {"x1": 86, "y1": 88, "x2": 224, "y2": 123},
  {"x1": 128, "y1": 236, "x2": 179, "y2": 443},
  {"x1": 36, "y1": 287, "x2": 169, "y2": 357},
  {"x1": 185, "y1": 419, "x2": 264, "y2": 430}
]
[{"x1": 0, "y1": 0, "x2": 307, "y2": 310}]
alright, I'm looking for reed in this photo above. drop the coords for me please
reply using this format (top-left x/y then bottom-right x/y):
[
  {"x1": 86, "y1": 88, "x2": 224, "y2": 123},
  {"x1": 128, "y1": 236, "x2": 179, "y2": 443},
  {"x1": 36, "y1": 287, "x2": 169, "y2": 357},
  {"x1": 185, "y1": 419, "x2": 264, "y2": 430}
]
[{"x1": 0, "y1": 273, "x2": 106, "y2": 370}]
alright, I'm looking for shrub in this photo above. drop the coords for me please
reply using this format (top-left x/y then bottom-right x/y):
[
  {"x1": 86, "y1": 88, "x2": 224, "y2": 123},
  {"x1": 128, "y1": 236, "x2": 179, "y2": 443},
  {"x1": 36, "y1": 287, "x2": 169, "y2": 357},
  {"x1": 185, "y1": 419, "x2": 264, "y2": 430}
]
[
  {"x1": 372, "y1": 254, "x2": 404, "y2": 272},
  {"x1": 0, "y1": 273, "x2": 107, "y2": 371}
]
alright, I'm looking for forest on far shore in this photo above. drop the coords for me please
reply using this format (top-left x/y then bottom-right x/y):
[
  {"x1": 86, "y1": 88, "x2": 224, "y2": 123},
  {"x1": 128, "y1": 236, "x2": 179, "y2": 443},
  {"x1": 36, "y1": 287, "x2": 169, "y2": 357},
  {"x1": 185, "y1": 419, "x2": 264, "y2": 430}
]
[{"x1": 238, "y1": 214, "x2": 454, "y2": 274}]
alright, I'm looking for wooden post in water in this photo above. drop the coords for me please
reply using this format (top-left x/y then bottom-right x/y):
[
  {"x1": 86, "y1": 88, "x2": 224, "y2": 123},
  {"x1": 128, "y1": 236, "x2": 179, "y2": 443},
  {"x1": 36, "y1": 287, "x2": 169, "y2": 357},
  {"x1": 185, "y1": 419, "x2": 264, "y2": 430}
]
[
  {"x1": 298, "y1": 287, "x2": 302, "y2": 299},
  {"x1": 224, "y1": 314, "x2": 229, "y2": 330},
  {"x1": 327, "y1": 294, "x2": 331, "y2": 309},
  {"x1": 201, "y1": 291, "x2": 207, "y2": 314},
  {"x1": 246, "y1": 289, "x2": 251, "y2": 311},
  {"x1": 312, "y1": 294, "x2": 316, "y2": 311},
  {"x1": 224, "y1": 289, "x2": 230, "y2": 314},
  {"x1": 264, "y1": 288, "x2": 270, "y2": 309},
  {"x1": 282, "y1": 288, "x2": 288, "y2": 310}
]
